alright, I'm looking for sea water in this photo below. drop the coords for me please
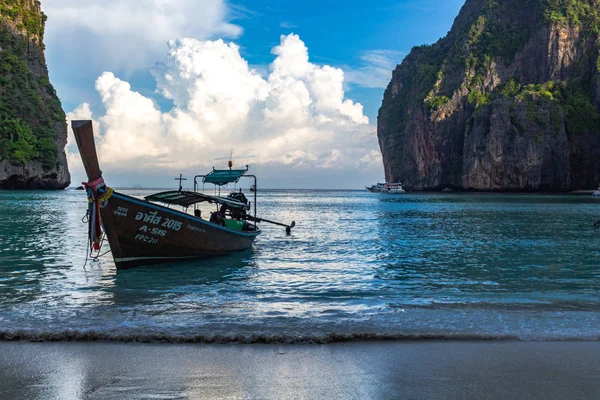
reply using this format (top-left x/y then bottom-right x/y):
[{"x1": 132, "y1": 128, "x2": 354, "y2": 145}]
[{"x1": 0, "y1": 190, "x2": 599, "y2": 342}]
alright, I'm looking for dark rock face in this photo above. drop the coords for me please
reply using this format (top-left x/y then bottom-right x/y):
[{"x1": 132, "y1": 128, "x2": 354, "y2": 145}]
[
  {"x1": 378, "y1": 0, "x2": 600, "y2": 191},
  {"x1": 0, "y1": 160, "x2": 66, "y2": 189},
  {"x1": 0, "y1": 0, "x2": 70, "y2": 190}
]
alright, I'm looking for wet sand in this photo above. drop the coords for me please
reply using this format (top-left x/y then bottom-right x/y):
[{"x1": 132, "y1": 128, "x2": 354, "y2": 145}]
[{"x1": 0, "y1": 341, "x2": 599, "y2": 399}]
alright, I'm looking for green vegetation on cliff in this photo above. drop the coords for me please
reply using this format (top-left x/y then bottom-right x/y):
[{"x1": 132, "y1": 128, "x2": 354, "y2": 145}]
[
  {"x1": 417, "y1": 0, "x2": 542, "y2": 111},
  {"x1": 497, "y1": 79, "x2": 600, "y2": 135},
  {"x1": 0, "y1": 0, "x2": 46, "y2": 41},
  {"x1": 545, "y1": 0, "x2": 600, "y2": 33},
  {"x1": 0, "y1": 1, "x2": 64, "y2": 168},
  {"x1": 416, "y1": 0, "x2": 600, "y2": 138}
]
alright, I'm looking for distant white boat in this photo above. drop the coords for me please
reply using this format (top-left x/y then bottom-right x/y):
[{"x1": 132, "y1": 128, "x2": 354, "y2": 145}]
[
  {"x1": 593, "y1": 186, "x2": 600, "y2": 197},
  {"x1": 366, "y1": 182, "x2": 405, "y2": 193}
]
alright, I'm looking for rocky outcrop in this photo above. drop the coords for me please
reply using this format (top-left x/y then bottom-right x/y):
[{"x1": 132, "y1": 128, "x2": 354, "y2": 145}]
[
  {"x1": 0, "y1": 0, "x2": 70, "y2": 189},
  {"x1": 378, "y1": 0, "x2": 600, "y2": 191}
]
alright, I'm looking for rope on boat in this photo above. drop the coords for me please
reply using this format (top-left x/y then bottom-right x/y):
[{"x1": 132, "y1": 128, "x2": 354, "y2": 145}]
[
  {"x1": 82, "y1": 236, "x2": 110, "y2": 270},
  {"x1": 82, "y1": 177, "x2": 114, "y2": 253},
  {"x1": 87, "y1": 186, "x2": 114, "y2": 204}
]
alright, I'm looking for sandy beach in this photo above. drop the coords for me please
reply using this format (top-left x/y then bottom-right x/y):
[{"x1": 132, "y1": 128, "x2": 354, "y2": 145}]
[{"x1": 0, "y1": 341, "x2": 599, "y2": 399}]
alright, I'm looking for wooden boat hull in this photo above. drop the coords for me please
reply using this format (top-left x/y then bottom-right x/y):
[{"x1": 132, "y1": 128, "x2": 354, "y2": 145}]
[
  {"x1": 71, "y1": 120, "x2": 262, "y2": 269},
  {"x1": 99, "y1": 191, "x2": 260, "y2": 269}
]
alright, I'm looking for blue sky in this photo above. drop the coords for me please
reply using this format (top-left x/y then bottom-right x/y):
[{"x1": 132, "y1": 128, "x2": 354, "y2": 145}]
[
  {"x1": 42, "y1": 0, "x2": 465, "y2": 188},
  {"x1": 230, "y1": 0, "x2": 465, "y2": 119}
]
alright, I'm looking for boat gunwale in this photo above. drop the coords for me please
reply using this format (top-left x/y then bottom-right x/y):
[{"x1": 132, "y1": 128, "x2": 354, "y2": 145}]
[{"x1": 110, "y1": 191, "x2": 262, "y2": 238}]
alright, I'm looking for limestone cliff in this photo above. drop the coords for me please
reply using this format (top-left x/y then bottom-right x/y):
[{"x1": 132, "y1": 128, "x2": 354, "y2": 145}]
[
  {"x1": 378, "y1": 0, "x2": 600, "y2": 191},
  {"x1": 0, "y1": 0, "x2": 70, "y2": 189}
]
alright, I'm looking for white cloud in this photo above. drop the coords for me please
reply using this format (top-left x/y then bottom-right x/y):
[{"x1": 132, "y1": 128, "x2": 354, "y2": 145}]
[
  {"x1": 43, "y1": 0, "x2": 242, "y2": 72},
  {"x1": 344, "y1": 50, "x2": 404, "y2": 89},
  {"x1": 279, "y1": 21, "x2": 298, "y2": 29},
  {"x1": 67, "y1": 34, "x2": 381, "y2": 188}
]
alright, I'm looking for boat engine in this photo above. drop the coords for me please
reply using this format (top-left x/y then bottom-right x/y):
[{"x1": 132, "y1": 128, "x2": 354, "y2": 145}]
[{"x1": 228, "y1": 191, "x2": 248, "y2": 204}]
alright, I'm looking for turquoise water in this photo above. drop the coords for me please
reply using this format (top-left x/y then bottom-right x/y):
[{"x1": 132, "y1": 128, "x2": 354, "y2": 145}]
[{"x1": 0, "y1": 190, "x2": 599, "y2": 342}]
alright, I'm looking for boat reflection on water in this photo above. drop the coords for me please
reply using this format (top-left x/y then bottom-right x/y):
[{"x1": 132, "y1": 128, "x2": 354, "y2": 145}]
[{"x1": 110, "y1": 250, "x2": 257, "y2": 305}]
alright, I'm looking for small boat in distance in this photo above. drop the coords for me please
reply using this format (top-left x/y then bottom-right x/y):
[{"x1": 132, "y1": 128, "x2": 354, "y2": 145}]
[
  {"x1": 366, "y1": 182, "x2": 405, "y2": 193},
  {"x1": 72, "y1": 120, "x2": 294, "y2": 269},
  {"x1": 593, "y1": 186, "x2": 600, "y2": 197}
]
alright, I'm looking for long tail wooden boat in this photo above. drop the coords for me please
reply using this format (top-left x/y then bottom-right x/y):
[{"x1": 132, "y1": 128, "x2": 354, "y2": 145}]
[{"x1": 72, "y1": 120, "x2": 293, "y2": 269}]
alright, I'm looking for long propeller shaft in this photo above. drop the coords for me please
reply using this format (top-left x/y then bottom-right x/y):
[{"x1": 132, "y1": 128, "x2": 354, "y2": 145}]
[{"x1": 245, "y1": 215, "x2": 295, "y2": 234}]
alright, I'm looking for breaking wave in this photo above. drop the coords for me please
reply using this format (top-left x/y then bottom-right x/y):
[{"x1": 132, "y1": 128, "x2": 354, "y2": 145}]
[{"x1": 1, "y1": 330, "x2": 599, "y2": 344}]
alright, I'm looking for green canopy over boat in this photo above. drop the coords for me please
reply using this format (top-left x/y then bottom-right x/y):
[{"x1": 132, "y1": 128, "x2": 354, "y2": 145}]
[
  {"x1": 145, "y1": 191, "x2": 249, "y2": 210},
  {"x1": 203, "y1": 169, "x2": 248, "y2": 186}
]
